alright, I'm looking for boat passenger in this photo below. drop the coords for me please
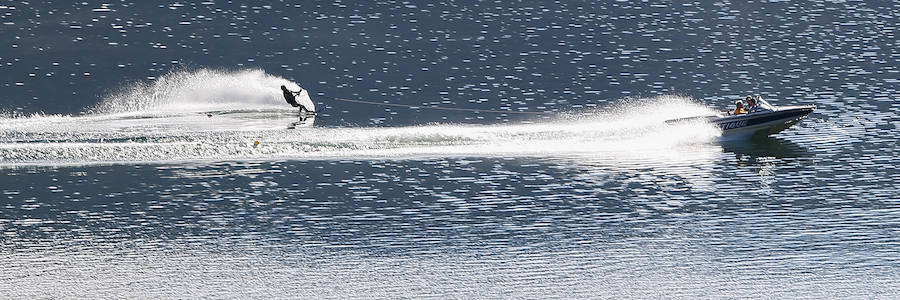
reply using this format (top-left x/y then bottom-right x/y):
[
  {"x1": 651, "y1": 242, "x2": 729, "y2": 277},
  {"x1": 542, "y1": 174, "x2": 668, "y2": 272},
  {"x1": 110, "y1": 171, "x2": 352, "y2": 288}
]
[{"x1": 733, "y1": 100, "x2": 747, "y2": 115}]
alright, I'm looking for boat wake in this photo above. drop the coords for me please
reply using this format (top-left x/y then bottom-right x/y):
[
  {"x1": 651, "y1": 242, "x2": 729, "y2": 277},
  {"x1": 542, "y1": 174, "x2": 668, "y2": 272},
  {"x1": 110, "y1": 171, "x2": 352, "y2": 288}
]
[{"x1": 0, "y1": 69, "x2": 722, "y2": 167}]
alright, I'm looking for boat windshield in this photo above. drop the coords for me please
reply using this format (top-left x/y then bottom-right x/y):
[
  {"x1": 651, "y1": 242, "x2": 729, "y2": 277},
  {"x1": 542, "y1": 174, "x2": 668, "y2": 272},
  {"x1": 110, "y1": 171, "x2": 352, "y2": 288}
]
[{"x1": 753, "y1": 97, "x2": 776, "y2": 111}]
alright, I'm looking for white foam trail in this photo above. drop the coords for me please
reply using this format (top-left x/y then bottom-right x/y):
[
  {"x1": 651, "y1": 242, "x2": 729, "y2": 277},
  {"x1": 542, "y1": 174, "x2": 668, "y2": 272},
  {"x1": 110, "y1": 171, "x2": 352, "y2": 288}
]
[
  {"x1": 0, "y1": 68, "x2": 723, "y2": 166},
  {"x1": 0, "y1": 93, "x2": 722, "y2": 166}
]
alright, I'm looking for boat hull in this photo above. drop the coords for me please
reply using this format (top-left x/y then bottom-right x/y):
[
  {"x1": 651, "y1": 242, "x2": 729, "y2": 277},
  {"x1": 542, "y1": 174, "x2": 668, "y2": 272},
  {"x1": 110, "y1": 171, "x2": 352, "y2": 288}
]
[{"x1": 712, "y1": 105, "x2": 815, "y2": 139}]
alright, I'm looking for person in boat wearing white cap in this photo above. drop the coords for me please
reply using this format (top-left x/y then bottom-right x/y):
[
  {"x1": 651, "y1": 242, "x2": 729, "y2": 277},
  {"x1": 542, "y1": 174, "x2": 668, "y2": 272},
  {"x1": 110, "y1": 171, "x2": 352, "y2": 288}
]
[{"x1": 733, "y1": 100, "x2": 747, "y2": 115}]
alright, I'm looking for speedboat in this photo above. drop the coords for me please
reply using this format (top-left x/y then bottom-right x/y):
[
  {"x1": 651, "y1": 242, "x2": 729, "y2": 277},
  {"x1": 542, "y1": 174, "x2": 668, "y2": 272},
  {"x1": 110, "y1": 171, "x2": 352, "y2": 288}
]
[{"x1": 667, "y1": 96, "x2": 815, "y2": 138}]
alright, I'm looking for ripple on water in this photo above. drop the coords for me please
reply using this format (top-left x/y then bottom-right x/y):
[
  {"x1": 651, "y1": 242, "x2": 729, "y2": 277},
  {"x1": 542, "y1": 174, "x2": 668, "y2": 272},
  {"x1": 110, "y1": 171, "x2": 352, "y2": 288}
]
[{"x1": 2, "y1": 152, "x2": 899, "y2": 296}]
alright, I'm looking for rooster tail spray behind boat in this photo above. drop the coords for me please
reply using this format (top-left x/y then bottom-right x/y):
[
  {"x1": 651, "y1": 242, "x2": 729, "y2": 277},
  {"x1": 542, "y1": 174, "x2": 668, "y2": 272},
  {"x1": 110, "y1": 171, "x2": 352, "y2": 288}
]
[{"x1": 666, "y1": 96, "x2": 815, "y2": 139}]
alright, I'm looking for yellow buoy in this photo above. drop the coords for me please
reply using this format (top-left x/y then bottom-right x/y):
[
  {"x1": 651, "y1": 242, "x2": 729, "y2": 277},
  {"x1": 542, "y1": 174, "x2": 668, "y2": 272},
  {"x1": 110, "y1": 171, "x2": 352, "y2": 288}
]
[{"x1": 253, "y1": 141, "x2": 260, "y2": 148}]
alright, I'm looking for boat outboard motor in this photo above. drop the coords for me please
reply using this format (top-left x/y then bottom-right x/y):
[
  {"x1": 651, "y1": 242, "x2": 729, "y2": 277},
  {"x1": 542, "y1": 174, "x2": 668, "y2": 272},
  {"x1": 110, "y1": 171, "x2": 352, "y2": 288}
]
[{"x1": 281, "y1": 85, "x2": 302, "y2": 108}]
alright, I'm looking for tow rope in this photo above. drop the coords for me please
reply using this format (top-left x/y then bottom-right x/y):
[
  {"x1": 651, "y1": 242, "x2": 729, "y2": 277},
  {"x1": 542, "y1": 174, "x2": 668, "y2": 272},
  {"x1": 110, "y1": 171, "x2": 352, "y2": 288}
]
[{"x1": 319, "y1": 95, "x2": 546, "y2": 115}]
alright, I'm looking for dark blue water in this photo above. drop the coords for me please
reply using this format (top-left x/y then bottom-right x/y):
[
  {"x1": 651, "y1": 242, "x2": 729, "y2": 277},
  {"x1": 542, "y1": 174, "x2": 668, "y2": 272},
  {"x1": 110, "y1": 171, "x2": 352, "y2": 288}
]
[{"x1": 1, "y1": 1, "x2": 898, "y2": 297}]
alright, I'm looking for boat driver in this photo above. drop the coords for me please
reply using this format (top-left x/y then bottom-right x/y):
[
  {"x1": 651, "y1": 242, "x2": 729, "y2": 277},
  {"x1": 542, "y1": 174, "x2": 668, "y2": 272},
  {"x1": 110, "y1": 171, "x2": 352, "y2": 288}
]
[
  {"x1": 733, "y1": 100, "x2": 747, "y2": 115},
  {"x1": 745, "y1": 96, "x2": 757, "y2": 112}
]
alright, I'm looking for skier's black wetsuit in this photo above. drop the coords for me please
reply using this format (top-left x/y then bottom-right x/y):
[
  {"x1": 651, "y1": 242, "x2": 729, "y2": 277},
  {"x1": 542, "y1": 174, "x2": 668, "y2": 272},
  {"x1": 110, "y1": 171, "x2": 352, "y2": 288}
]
[{"x1": 281, "y1": 85, "x2": 301, "y2": 107}]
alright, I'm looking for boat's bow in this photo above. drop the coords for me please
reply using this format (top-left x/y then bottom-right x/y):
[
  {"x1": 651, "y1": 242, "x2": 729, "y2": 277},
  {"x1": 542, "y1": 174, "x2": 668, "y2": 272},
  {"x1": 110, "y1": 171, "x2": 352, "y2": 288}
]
[{"x1": 776, "y1": 104, "x2": 816, "y2": 119}]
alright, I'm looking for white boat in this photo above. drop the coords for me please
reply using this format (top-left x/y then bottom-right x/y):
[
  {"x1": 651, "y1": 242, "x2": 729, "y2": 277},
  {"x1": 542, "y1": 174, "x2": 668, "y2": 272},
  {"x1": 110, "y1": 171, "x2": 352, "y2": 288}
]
[{"x1": 667, "y1": 96, "x2": 815, "y2": 138}]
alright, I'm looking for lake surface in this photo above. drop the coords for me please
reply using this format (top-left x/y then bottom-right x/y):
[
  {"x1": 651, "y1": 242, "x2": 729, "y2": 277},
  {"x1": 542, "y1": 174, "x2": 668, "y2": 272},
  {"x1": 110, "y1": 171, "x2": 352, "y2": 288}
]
[{"x1": 1, "y1": 1, "x2": 898, "y2": 298}]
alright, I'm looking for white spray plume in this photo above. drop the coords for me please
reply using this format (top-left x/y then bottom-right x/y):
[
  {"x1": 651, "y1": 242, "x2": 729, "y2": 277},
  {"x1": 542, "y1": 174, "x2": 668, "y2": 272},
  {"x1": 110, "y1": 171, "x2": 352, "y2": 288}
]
[{"x1": 89, "y1": 68, "x2": 313, "y2": 114}]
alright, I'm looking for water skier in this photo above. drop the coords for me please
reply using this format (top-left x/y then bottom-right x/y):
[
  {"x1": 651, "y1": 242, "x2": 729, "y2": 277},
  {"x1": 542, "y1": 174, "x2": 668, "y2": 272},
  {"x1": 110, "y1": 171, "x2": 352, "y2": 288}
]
[{"x1": 281, "y1": 85, "x2": 307, "y2": 112}]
